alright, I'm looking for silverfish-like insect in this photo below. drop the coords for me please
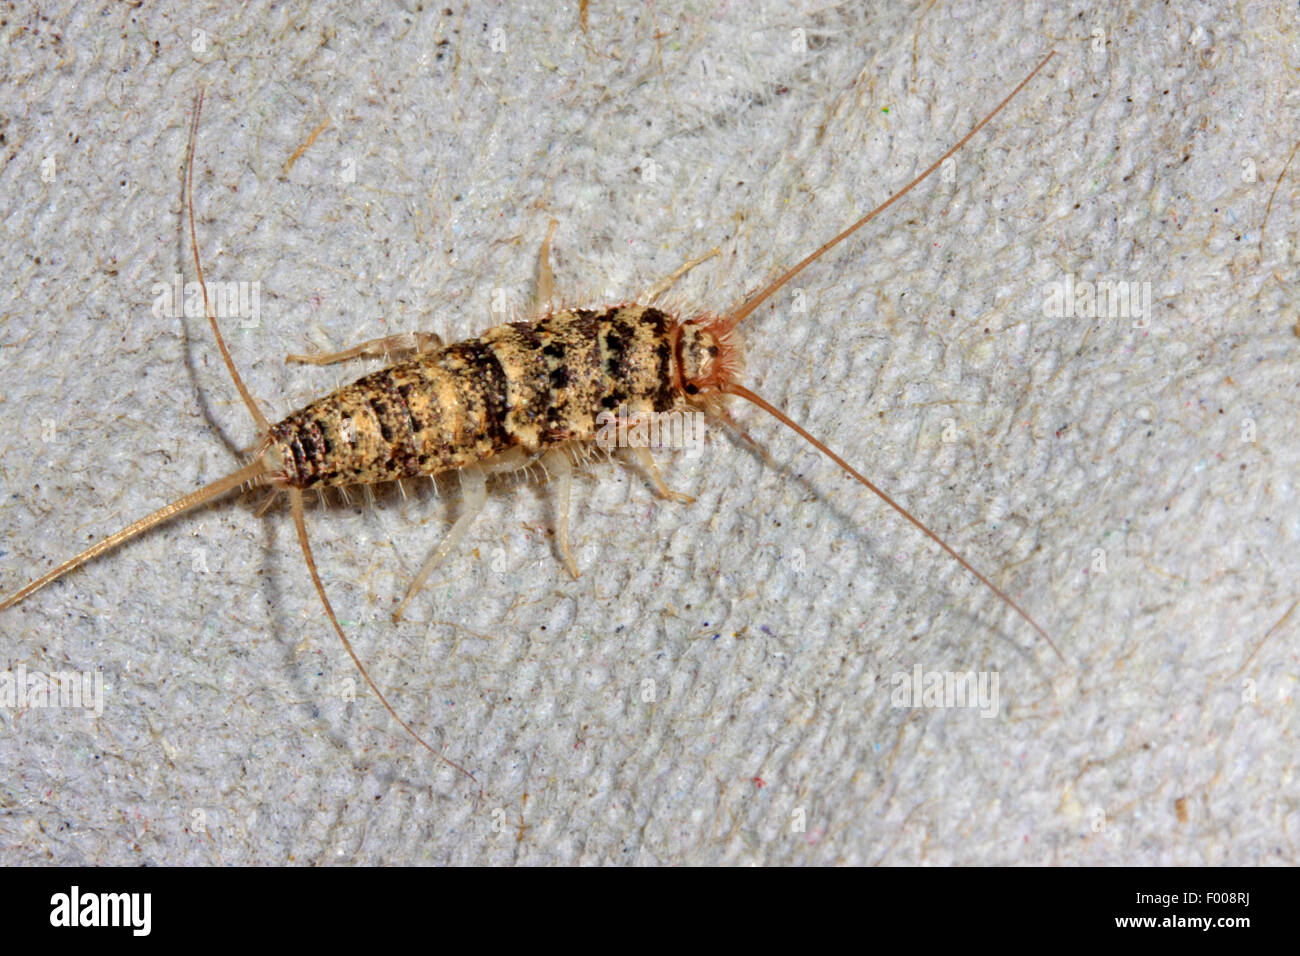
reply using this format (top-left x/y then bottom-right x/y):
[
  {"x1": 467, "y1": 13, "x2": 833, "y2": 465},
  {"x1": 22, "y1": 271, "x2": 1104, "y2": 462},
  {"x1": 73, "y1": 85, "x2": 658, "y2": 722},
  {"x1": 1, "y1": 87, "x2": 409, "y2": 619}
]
[{"x1": 1, "y1": 51, "x2": 1060, "y2": 779}]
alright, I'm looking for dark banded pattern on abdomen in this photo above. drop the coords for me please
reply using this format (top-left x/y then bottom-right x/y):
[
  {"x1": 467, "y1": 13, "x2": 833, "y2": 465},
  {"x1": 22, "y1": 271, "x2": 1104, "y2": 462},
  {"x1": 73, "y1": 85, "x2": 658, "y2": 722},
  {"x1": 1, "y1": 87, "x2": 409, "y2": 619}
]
[{"x1": 269, "y1": 305, "x2": 680, "y2": 488}]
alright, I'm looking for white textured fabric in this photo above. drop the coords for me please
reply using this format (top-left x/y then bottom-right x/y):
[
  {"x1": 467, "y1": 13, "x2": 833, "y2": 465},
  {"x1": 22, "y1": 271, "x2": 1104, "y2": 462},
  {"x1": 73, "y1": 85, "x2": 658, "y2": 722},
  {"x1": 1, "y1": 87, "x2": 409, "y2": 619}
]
[{"x1": 1, "y1": 1, "x2": 1295, "y2": 865}]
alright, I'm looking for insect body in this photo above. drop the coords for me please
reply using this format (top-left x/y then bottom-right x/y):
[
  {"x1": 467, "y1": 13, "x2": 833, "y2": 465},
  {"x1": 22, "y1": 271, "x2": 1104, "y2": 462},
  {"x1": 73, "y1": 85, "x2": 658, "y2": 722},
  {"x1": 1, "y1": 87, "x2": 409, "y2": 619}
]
[
  {"x1": 272, "y1": 305, "x2": 685, "y2": 489},
  {"x1": 2, "y1": 52, "x2": 1059, "y2": 779}
]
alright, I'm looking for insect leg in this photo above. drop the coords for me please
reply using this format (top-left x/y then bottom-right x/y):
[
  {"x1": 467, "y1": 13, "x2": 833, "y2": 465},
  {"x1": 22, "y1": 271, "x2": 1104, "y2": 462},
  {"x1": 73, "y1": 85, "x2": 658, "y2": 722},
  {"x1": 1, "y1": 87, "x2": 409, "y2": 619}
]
[
  {"x1": 285, "y1": 331, "x2": 442, "y2": 366},
  {"x1": 391, "y1": 465, "x2": 488, "y2": 623},
  {"x1": 389, "y1": 448, "x2": 532, "y2": 622},
  {"x1": 644, "y1": 247, "x2": 721, "y2": 302},
  {"x1": 707, "y1": 406, "x2": 775, "y2": 468},
  {"x1": 540, "y1": 448, "x2": 581, "y2": 578},
  {"x1": 621, "y1": 445, "x2": 693, "y2": 504},
  {"x1": 527, "y1": 220, "x2": 714, "y2": 317},
  {"x1": 534, "y1": 219, "x2": 559, "y2": 316}
]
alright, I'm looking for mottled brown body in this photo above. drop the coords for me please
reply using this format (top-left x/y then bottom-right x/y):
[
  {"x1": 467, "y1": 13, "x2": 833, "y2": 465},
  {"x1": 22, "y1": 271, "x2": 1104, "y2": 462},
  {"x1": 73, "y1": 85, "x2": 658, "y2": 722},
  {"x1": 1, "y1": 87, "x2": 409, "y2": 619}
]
[{"x1": 269, "y1": 305, "x2": 687, "y2": 489}]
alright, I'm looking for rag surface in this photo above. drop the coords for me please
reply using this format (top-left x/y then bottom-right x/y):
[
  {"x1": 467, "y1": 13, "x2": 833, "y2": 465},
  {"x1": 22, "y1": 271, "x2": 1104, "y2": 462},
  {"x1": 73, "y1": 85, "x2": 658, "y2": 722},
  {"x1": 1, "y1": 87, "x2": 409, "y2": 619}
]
[{"x1": 0, "y1": 1, "x2": 1295, "y2": 864}]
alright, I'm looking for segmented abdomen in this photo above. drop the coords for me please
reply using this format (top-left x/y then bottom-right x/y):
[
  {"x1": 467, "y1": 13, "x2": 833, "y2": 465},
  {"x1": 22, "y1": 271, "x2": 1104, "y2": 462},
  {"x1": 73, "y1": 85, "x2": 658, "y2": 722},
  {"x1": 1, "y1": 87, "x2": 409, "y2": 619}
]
[{"x1": 269, "y1": 305, "x2": 678, "y2": 488}]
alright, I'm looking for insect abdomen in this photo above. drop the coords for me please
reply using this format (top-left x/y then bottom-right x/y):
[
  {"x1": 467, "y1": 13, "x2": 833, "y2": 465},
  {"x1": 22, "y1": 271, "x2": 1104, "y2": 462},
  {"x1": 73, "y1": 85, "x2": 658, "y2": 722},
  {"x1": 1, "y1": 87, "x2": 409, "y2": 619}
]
[{"x1": 270, "y1": 305, "x2": 679, "y2": 488}]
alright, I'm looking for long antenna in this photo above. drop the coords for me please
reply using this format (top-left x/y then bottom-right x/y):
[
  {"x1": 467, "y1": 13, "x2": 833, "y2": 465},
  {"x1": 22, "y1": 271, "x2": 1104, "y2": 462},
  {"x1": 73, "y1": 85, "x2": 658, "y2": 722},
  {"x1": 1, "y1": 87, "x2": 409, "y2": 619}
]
[
  {"x1": 724, "y1": 50, "x2": 1056, "y2": 332},
  {"x1": 187, "y1": 89, "x2": 271, "y2": 433},
  {"x1": 722, "y1": 383, "x2": 1065, "y2": 663}
]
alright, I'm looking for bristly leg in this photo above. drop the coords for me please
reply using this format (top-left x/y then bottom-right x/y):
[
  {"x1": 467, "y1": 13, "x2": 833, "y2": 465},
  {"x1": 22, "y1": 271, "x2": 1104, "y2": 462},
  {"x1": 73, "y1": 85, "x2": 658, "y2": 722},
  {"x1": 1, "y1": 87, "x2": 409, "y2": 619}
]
[
  {"x1": 286, "y1": 331, "x2": 442, "y2": 366},
  {"x1": 624, "y1": 445, "x2": 694, "y2": 504},
  {"x1": 392, "y1": 465, "x2": 488, "y2": 624},
  {"x1": 541, "y1": 448, "x2": 580, "y2": 578}
]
